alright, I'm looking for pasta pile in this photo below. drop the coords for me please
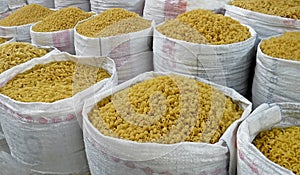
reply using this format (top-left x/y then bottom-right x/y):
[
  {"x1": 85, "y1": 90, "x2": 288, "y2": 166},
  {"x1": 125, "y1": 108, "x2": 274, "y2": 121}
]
[
  {"x1": 230, "y1": 0, "x2": 300, "y2": 19},
  {"x1": 32, "y1": 7, "x2": 93, "y2": 32},
  {"x1": 253, "y1": 126, "x2": 300, "y2": 174},
  {"x1": 0, "y1": 42, "x2": 49, "y2": 74},
  {"x1": 0, "y1": 4, "x2": 54, "y2": 26},
  {"x1": 156, "y1": 19, "x2": 208, "y2": 44},
  {"x1": 89, "y1": 75, "x2": 243, "y2": 144},
  {"x1": 96, "y1": 17, "x2": 151, "y2": 37},
  {"x1": 0, "y1": 37, "x2": 8, "y2": 44},
  {"x1": 157, "y1": 9, "x2": 251, "y2": 45},
  {"x1": 76, "y1": 8, "x2": 150, "y2": 37},
  {"x1": 260, "y1": 31, "x2": 300, "y2": 61},
  {"x1": 0, "y1": 61, "x2": 110, "y2": 103}
]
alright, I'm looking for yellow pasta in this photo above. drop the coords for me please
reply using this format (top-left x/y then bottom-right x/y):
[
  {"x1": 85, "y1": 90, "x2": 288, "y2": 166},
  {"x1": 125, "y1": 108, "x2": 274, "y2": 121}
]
[
  {"x1": 0, "y1": 4, "x2": 54, "y2": 26},
  {"x1": 0, "y1": 37, "x2": 8, "y2": 44},
  {"x1": 0, "y1": 61, "x2": 110, "y2": 103},
  {"x1": 75, "y1": 8, "x2": 139, "y2": 37},
  {"x1": 253, "y1": 126, "x2": 300, "y2": 174},
  {"x1": 230, "y1": 0, "x2": 300, "y2": 19},
  {"x1": 32, "y1": 7, "x2": 93, "y2": 32},
  {"x1": 260, "y1": 31, "x2": 300, "y2": 61},
  {"x1": 89, "y1": 75, "x2": 244, "y2": 144},
  {"x1": 158, "y1": 9, "x2": 251, "y2": 45},
  {"x1": 0, "y1": 42, "x2": 49, "y2": 74}
]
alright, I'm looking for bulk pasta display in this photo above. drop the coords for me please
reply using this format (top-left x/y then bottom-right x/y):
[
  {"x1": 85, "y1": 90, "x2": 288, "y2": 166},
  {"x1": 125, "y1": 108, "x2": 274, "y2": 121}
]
[
  {"x1": 229, "y1": 0, "x2": 300, "y2": 19},
  {"x1": 0, "y1": 4, "x2": 54, "y2": 42},
  {"x1": 0, "y1": 52, "x2": 117, "y2": 174},
  {"x1": 89, "y1": 75, "x2": 243, "y2": 144},
  {"x1": 252, "y1": 31, "x2": 300, "y2": 107},
  {"x1": 0, "y1": 42, "x2": 49, "y2": 74},
  {"x1": 237, "y1": 103, "x2": 300, "y2": 175},
  {"x1": 74, "y1": 8, "x2": 154, "y2": 83},
  {"x1": 253, "y1": 126, "x2": 300, "y2": 174},
  {"x1": 0, "y1": 60, "x2": 110, "y2": 103},
  {"x1": 76, "y1": 8, "x2": 140, "y2": 37},
  {"x1": 157, "y1": 9, "x2": 251, "y2": 45},
  {"x1": 260, "y1": 31, "x2": 300, "y2": 61},
  {"x1": 82, "y1": 72, "x2": 252, "y2": 175},
  {"x1": 0, "y1": 4, "x2": 54, "y2": 26},
  {"x1": 32, "y1": 7, "x2": 93, "y2": 32}
]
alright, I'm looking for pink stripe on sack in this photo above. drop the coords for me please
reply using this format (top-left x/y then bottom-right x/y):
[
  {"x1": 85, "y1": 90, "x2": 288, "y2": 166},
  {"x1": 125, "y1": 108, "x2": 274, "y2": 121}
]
[
  {"x1": 162, "y1": 38, "x2": 176, "y2": 68},
  {"x1": 164, "y1": 0, "x2": 187, "y2": 20},
  {"x1": 66, "y1": 114, "x2": 75, "y2": 121},
  {"x1": 283, "y1": 19, "x2": 296, "y2": 26},
  {"x1": 39, "y1": 117, "x2": 48, "y2": 124},
  {"x1": 52, "y1": 30, "x2": 71, "y2": 52}
]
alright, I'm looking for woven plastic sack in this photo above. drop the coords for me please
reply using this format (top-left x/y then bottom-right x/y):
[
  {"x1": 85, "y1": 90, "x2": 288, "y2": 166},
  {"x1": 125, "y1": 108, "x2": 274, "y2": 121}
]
[
  {"x1": 82, "y1": 71, "x2": 252, "y2": 175},
  {"x1": 237, "y1": 103, "x2": 300, "y2": 175},
  {"x1": 90, "y1": 0, "x2": 144, "y2": 16},
  {"x1": 0, "y1": 132, "x2": 9, "y2": 153},
  {"x1": 54, "y1": 0, "x2": 90, "y2": 12},
  {"x1": 225, "y1": 5, "x2": 300, "y2": 41},
  {"x1": 252, "y1": 39, "x2": 300, "y2": 108},
  {"x1": 6, "y1": 0, "x2": 26, "y2": 10},
  {"x1": 0, "y1": 52, "x2": 117, "y2": 174},
  {"x1": 74, "y1": 19, "x2": 154, "y2": 83},
  {"x1": 153, "y1": 24, "x2": 256, "y2": 96},
  {"x1": 114, "y1": 51, "x2": 153, "y2": 84},
  {"x1": 27, "y1": 0, "x2": 54, "y2": 8},
  {"x1": 143, "y1": 0, "x2": 231, "y2": 24},
  {"x1": 0, "y1": 23, "x2": 32, "y2": 42},
  {"x1": 0, "y1": 0, "x2": 8, "y2": 13},
  {"x1": 0, "y1": 45, "x2": 58, "y2": 139},
  {"x1": 31, "y1": 23, "x2": 76, "y2": 54},
  {"x1": 0, "y1": 151, "x2": 33, "y2": 175}
]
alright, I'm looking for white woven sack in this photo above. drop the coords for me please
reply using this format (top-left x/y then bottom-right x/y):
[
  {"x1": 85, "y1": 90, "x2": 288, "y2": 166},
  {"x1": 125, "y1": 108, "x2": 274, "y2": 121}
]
[
  {"x1": 0, "y1": 151, "x2": 33, "y2": 175},
  {"x1": 74, "y1": 19, "x2": 154, "y2": 57},
  {"x1": 0, "y1": 52, "x2": 117, "y2": 174},
  {"x1": 6, "y1": 0, "x2": 26, "y2": 10},
  {"x1": 153, "y1": 24, "x2": 256, "y2": 96},
  {"x1": 225, "y1": 5, "x2": 300, "y2": 41},
  {"x1": 0, "y1": 46, "x2": 58, "y2": 139},
  {"x1": 0, "y1": 0, "x2": 8, "y2": 13},
  {"x1": 75, "y1": 19, "x2": 154, "y2": 83},
  {"x1": 237, "y1": 103, "x2": 300, "y2": 175},
  {"x1": 54, "y1": 0, "x2": 90, "y2": 11},
  {"x1": 31, "y1": 24, "x2": 76, "y2": 54},
  {"x1": 0, "y1": 132, "x2": 9, "y2": 153},
  {"x1": 115, "y1": 51, "x2": 153, "y2": 84},
  {"x1": 90, "y1": 0, "x2": 144, "y2": 16},
  {"x1": 143, "y1": 0, "x2": 230, "y2": 24},
  {"x1": 27, "y1": 0, "x2": 54, "y2": 8},
  {"x1": 82, "y1": 71, "x2": 252, "y2": 175},
  {"x1": 252, "y1": 40, "x2": 300, "y2": 108},
  {"x1": 0, "y1": 23, "x2": 32, "y2": 42}
]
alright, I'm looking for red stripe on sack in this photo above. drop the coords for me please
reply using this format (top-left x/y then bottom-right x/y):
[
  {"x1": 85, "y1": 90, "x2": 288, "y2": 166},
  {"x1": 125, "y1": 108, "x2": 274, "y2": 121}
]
[
  {"x1": 164, "y1": 0, "x2": 187, "y2": 20},
  {"x1": 52, "y1": 30, "x2": 71, "y2": 52},
  {"x1": 162, "y1": 38, "x2": 176, "y2": 68}
]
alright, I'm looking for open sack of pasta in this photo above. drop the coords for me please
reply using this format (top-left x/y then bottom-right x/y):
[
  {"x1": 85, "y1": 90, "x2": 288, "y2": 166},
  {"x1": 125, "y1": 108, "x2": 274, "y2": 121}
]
[
  {"x1": 74, "y1": 8, "x2": 154, "y2": 83},
  {"x1": 0, "y1": 52, "x2": 117, "y2": 174},
  {"x1": 30, "y1": 6, "x2": 93, "y2": 54},
  {"x1": 237, "y1": 103, "x2": 300, "y2": 175},
  {"x1": 82, "y1": 72, "x2": 252, "y2": 175},
  {"x1": 225, "y1": 0, "x2": 300, "y2": 41},
  {"x1": 0, "y1": 4, "x2": 54, "y2": 42}
]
